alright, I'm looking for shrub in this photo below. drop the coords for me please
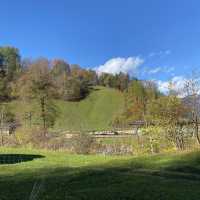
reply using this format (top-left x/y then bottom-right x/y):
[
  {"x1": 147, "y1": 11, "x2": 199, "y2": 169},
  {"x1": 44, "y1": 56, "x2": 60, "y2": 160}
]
[
  {"x1": 46, "y1": 136, "x2": 70, "y2": 151},
  {"x1": 0, "y1": 134, "x2": 19, "y2": 147},
  {"x1": 15, "y1": 127, "x2": 31, "y2": 145},
  {"x1": 97, "y1": 143, "x2": 133, "y2": 155},
  {"x1": 71, "y1": 133, "x2": 94, "y2": 154},
  {"x1": 63, "y1": 78, "x2": 89, "y2": 101}
]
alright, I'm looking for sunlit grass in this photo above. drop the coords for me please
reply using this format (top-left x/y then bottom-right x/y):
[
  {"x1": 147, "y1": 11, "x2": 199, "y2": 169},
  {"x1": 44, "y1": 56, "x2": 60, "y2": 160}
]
[
  {"x1": 1, "y1": 148, "x2": 200, "y2": 199},
  {"x1": 9, "y1": 86, "x2": 124, "y2": 132}
]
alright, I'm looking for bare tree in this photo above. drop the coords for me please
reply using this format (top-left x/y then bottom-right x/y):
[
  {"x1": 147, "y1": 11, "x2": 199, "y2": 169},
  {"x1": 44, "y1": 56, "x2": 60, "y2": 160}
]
[{"x1": 184, "y1": 71, "x2": 200, "y2": 145}]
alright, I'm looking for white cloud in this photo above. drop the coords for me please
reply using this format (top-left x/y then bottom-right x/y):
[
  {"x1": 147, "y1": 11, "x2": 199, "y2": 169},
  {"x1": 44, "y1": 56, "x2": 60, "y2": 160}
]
[
  {"x1": 148, "y1": 67, "x2": 162, "y2": 74},
  {"x1": 146, "y1": 66, "x2": 175, "y2": 75},
  {"x1": 157, "y1": 76, "x2": 186, "y2": 95},
  {"x1": 149, "y1": 50, "x2": 171, "y2": 58},
  {"x1": 165, "y1": 67, "x2": 174, "y2": 73},
  {"x1": 157, "y1": 80, "x2": 169, "y2": 94},
  {"x1": 96, "y1": 57, "x2": 144, "y2": 76}
]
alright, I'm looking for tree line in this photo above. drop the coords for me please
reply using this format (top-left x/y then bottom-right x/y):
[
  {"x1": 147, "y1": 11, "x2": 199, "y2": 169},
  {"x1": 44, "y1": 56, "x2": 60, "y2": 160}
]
[
  {"x1": 0, "y1": 46, "x2": 132, "y2": 101},
  {"x1": 0, "y1": 46, "x2": 134, "y2": 137},
  {"x1": 1, "y1": 45, "x2": 200, "y2": 153}
]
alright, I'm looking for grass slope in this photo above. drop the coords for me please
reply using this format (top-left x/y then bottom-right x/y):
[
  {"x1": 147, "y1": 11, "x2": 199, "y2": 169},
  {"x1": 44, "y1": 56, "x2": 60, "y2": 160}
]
[
  {"x1": 10, "y1": 86, "x2": 124, "y2": 131},
  {"x1": 1, "y1": 148, "x2": 200, "y2": 199},
  {"x1": 54, "y1": 86, "x2": 124, "y2": 131}
]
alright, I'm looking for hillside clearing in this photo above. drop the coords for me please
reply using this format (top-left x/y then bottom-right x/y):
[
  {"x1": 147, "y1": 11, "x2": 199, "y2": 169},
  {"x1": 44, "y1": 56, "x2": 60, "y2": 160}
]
[{"x1": 9, "y1": 86, "x2": 124, "y2": 132}]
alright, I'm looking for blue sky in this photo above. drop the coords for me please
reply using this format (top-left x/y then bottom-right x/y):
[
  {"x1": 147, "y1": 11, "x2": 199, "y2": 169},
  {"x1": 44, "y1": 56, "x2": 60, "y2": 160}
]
[{"x1": 1, "y1": 0, "x2": 200, "y2": 90}]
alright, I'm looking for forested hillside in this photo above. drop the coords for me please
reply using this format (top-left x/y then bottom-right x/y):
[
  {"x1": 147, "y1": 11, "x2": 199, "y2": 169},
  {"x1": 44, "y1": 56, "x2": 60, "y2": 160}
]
[{"x1": 1, "y1": 45, "x2": 200, "y2": 154}]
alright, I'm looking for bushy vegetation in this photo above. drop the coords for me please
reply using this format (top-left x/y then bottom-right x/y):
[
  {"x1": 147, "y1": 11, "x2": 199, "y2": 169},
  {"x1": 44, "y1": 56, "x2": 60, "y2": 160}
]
[
  {"x1": 1, "y1": 45, "x2": 200, "y2": 156},
  {"x1": 1, "y1": 45, "x2": 200, "y2": 199},
  {"x1": 0, "y1": 46, "x2": 129, "y2": 147}
]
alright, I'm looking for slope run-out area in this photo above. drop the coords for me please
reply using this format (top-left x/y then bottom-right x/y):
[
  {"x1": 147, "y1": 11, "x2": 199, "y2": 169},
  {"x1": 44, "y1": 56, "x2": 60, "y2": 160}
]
[{"x1": 10, "y1": 86, "x2": 125, "y2": 131}]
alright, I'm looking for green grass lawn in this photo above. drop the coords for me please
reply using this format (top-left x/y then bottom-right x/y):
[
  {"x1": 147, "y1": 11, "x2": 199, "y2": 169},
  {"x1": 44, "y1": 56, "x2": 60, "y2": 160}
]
[
  {"x1": 10, "y1": 86, "x2": 124, "y2": 132},
  {"x1": 1, "y1": 148, "x2": 200, "y2": 199}
]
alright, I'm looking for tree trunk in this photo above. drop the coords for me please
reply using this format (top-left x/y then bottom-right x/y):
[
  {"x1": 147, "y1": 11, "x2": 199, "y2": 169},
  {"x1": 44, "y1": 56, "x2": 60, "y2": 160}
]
[
  {"x1": 40, "y1": 97, "x2": 46, "y2": 136},
  {"x1": 149, "y1": 136, "x2": 154, "y2": 154},
  {"x1": 1, "y1": 133, "x2": 3, "y2": 146},
  {"x1": 0, "y1": 109, "x2": 4, "y2": 146},
  {"x1": 135, "y1": 127, "x2": 140, "y2": 146},
  {"x1": 194, "y1": 116, "x2": 200, "y2": 145}
]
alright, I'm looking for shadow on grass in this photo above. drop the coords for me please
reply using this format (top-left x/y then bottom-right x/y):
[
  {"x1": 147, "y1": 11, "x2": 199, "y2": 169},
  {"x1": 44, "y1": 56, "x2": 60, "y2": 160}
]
[
  {"x1": 1, "y1": 152, "x2": 200, "y2": 199},
  {"x1": 1, "y1": 165, "x2": 200, "y2": 200},
  {"x1": 0, "y1": 154, "x2": 45, "y2": 164}
]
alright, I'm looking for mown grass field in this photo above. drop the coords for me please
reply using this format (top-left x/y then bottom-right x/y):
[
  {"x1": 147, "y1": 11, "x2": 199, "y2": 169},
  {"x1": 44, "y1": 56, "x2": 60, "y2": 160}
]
[
  {"x1": 1, "y1": 148, "x2": 200, "y2": 199},
  {"x1": 10, "y1": 86, "x2": 124, "y2": 132}
]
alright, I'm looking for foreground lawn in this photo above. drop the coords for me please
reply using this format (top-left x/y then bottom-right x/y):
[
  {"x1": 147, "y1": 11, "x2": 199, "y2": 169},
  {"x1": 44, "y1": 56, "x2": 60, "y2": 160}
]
[{"x1": 0, "y1": 148, "x2": 200, "y2": 199}]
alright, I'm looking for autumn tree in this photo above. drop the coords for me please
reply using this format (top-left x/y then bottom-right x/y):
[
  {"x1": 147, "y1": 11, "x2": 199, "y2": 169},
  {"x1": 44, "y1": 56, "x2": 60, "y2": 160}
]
[
  {"x1": 146, "y1": 93, "x2": 188, "y2": 150},
  {"x1": 63, "y1": 64, "x2": 90, "y2": 100},
  {"x1": 115, "y1": 72, "x2": 129, "y2": 91},
  {"x1": 124, "y1": 79, "x2": 147, "y2": 121},
  {"x1": 143, "y1": 80, "x2": 161, "y2": 100},
  {"x1": 18, "y1": 59, "x2": 58, "y2": 135},
  {"x1": 113, "y1": 79, "x2": 160, "y2": 128},
  {"x1": 0, "y1": 103, "x2": 15, "y2": 146},
  {"x1": 51, "y1": 59, "x2": 70, "y2": 99},
  {"x1": 63, "y1": 77, "x2": 88, "y2": 101},
  {"x1": 98, "y1": 72, "x2": 130, "y2": 91},
  {"x1": 98, "y1": 73, "x2": 113, "y2": 87},
  {"x1": 51, "y1": 59, "x2": 70, "y2": 76}
]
